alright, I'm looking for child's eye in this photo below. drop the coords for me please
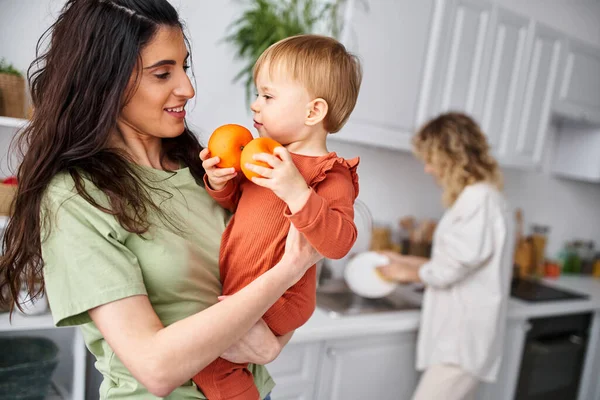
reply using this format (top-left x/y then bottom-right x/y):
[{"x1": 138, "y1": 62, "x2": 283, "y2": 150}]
[{"x1": 263, "y1": 95, "x2": 272, "y2": 100}]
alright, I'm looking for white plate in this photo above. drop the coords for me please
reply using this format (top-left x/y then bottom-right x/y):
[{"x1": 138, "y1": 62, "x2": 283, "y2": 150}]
[
  {"x1": 326, "y1": 199, "x2": 372, "y2": 278},
  {"x1": 344, "y1": 251, "x2": 397, "y2": 299}
]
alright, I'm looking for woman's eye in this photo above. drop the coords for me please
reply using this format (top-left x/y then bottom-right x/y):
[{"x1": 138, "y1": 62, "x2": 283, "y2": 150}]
[
  {"x1": 183, "y1": 64, "x2": 190, "y2": 72},
  {"x1": 155, "y1": 72, "x2": 170, "y2": 80}
]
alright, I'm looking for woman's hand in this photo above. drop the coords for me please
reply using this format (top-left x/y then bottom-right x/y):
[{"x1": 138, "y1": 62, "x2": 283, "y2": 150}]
[
  {"x1": 283, "y1": 224, "x2": 322, "y2": 284},
  {"x1": 379, "y1": 251, "x2": 429, "y2": 269},
  {"x1": 376, "y1": 261, "x2": 422, "y2": 284}
]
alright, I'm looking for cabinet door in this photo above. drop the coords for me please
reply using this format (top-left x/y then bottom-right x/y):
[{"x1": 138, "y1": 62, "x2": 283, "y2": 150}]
[
  {"x1": 316, "y1": 332, "x2": 419, "y2": 400},
  {"x1": 266, "y1": 342, "x2": 322, "y2": 400},
  {"x1": 420, "y1": 0, "x2": 493, "y2": 124},
  {"x1": 555, "y1": 40, "x2": 600, "y2": 124},
  {"x1": 477, "y1": 8, "x2": 529, "y2": 160},
  {"x1": 333, "y1": 0, "x2": 435, "y2": 151},
  {"x1": 504, "y1": 23, "x2": 563, "y2": 168}
]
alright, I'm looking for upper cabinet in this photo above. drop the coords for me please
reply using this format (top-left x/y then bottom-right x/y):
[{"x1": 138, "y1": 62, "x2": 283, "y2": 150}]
[
  {"x1": 333, "y1": 0, "x2": 600, "y2": 173},
  {"x1": 334, "y1": 0, "x2": 436, "y2": 151},
  {"x1": 476, "y1": 8, "x2": 530, "y2": 162},
  {"x1": 418, "y1": 0, "x2": 493, "y2": 125},
  {"x1": 554, "y1": 40, "x2": 600, "y2": 125},
  {"x1": 552, "y1": 122, "x2": 600, "y2": 182},
  {"x1": 502, "y1": 24, "x2": 562, "y2": 167},
  {"x1": 419, "y1": 0, "x2": 563, "y2": 168}
]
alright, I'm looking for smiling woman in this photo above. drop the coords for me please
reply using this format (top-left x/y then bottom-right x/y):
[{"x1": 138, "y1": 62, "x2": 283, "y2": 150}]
[
  {"x1": 0, "y1": 1, "x2": 321, "y2": 399},
  {"x1": 119, "y1": 27, "x2": 194, "y2": 144}
]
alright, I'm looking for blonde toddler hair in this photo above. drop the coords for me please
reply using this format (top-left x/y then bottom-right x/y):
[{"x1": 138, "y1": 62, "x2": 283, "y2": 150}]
[{"x1": 253, "y1": 34, "x2": 362, "y2": 133}]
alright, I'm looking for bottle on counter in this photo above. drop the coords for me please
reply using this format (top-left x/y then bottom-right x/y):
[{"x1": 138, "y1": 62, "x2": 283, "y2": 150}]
[
  {"x1": 531, "y1": 224, "x2": 550, "y2": 277},
  {"x1": 593, "y1": 254, "x2": 600, "y2": 278},
  {"x1": 580, "y1": 241, "x2": 596, "y2": 275}
]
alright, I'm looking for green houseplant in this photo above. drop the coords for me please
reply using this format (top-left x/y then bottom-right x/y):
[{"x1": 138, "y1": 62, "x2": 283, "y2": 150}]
[
  {"x1": 0, "y1": 58, "x2": 26, "y2": 118},
  {"x1": 224, "y1": 0, "x2": 350, "y2": 103}
]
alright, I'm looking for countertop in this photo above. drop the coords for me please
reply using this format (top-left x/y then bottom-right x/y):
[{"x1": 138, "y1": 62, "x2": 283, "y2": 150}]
[{"x1": 293, "y1": 276, "x2": 600, "y2": 343}]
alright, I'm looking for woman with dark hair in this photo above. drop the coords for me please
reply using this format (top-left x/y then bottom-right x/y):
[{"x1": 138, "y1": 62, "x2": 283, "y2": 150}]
[
  {"x1": 0, "y1": 1, "x2": 320, "y2": 399},
  {"x1": 378, "y1": 112, "x2": 513, "y2": 400}
]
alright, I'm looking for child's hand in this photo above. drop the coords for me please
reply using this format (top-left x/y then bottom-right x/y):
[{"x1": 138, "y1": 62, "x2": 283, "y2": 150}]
[
  {"x1": 200, "y1": 148, "x2": 237, "y2": 191},
  {"x1": 246, "y1": 147, "x2": 311, "y2": 213}
]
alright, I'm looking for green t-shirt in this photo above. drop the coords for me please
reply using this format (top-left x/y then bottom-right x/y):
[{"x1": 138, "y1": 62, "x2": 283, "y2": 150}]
[{"x1": 41, "y1": 167, "x2": 274, "y2": 399}]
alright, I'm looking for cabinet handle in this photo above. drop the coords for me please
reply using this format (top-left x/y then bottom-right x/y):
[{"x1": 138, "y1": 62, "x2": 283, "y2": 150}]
[
  {"x1": 326, "y1": 348, "x2": 337, "y2": 358},
  {"x1": 569, "y1": 335, "x2": 583, "y2": 345}
]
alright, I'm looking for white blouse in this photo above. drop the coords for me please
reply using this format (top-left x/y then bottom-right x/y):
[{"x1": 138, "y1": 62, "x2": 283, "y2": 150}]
[{"x1": 417, "y1": 182, "x2": 514, "y2": 382}]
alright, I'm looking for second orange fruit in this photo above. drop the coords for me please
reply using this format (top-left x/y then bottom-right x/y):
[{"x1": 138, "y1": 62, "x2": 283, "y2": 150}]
[{"x1": 240, "y1": 137, "x2": 283, "y2": 181}]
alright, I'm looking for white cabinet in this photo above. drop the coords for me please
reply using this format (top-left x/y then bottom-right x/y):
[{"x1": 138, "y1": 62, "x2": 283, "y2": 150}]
[
  {"x1": 316, "y1": 332, "x2": 419, "y2": 400},
  {"x1": 266, "y1": 342, "x2": 322, "y2": 400},
  {"x1": 332, "y1": 0, "x2": 600, "y2": 173},
  {"x1": 502, "y1": 23, "x2": 563, "y2": 168},
  {"x1": 476, "y1": 8, "x2": 529, "y2": 161},
  {"x1": 419, "y1": 0, "x2": 493, "y2": 124},
  {"x1": 555, "y1": 39, "x2": 600, "y2": 125},
  {"x1": 477, "y1": 319, "x2": 528, "y2": 400},
  {"x1": 552, "y1": 121, "x2": 600, "y2": 182},
  {"x1": 333, "y1": 0, "x2": 436, "y2": 151},
  {"x1": 418, "y1": 1, "x2": 563, "y2": 169},
  {"x1": 578, "y1": 311, "x2": 600, "y2": 400}
]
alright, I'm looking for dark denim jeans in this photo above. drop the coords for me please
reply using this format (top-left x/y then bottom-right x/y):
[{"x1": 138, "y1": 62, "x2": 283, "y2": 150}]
[{"x1": 263, "y1": 393, "x2": 272, "y2": 400}]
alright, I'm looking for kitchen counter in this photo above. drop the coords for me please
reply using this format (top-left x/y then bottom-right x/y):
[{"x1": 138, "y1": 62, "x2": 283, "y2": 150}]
[
  {"x1": 293, "y1": 276, "x2": 600, "y2": 343},
  {"x1": 292, "y1": 307, "x2": 421, "y2": 343}
]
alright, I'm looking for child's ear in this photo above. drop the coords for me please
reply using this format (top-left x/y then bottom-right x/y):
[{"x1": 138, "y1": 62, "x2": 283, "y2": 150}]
[{"x1": 305, "y1": 98, "x2": 328, "y2": 126}]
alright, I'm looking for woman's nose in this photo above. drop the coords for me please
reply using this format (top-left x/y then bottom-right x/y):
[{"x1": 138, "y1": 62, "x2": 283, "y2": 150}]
[{"x1": 174, "y1": 74, "x2": 195, "y2": 99}]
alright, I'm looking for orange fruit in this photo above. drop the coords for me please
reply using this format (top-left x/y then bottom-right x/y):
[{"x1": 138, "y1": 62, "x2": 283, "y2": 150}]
[
  {"x1": 240, "y1": 137, "x2": 283, "y2": 181},
  {"x1": 207, "y1": 124, "x2": 254, "y2": 171}
]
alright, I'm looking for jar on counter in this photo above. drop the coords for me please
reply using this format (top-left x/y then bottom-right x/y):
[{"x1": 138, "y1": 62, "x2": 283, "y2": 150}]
[
  {"x1": 560, "y1": 241, "x2": 582, "y2": 274},
  {"x1": 580, "y1": 241, "x2": 596, "y2": 275}
]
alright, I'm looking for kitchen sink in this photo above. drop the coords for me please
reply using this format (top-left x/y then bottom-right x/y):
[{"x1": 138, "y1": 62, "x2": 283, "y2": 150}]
[{"x1": 316, "y1": 280, "x2": 421, "y2": 318}]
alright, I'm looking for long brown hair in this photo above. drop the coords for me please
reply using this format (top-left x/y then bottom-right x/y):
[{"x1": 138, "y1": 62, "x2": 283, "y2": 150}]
[
  {"x1": 0, "y1": 0, "x2": 205, "y2": 314},
  {"x1": 412, "y1": 112, "x2": 503, "y2": 207}
]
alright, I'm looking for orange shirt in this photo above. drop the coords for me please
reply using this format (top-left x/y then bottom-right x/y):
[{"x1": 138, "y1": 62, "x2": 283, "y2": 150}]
[{"x1": 205, "y1": 152, "x2": 359, "y2": 334}]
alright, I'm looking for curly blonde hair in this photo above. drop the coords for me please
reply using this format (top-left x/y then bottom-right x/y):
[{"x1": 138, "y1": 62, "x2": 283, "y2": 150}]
[{"x1": 412, "y1": 112, "x2": 503, "y2": 207}]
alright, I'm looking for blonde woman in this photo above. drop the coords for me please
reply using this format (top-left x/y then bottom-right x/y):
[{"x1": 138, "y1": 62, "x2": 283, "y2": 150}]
[{"x1": 377, "y1": 112, "x2": 513, "y2": 400}]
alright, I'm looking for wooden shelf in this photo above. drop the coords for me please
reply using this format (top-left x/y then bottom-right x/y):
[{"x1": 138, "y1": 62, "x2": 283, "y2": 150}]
[{"x1": 0, "y1": 116, "x2": 28, "y2": 129}]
